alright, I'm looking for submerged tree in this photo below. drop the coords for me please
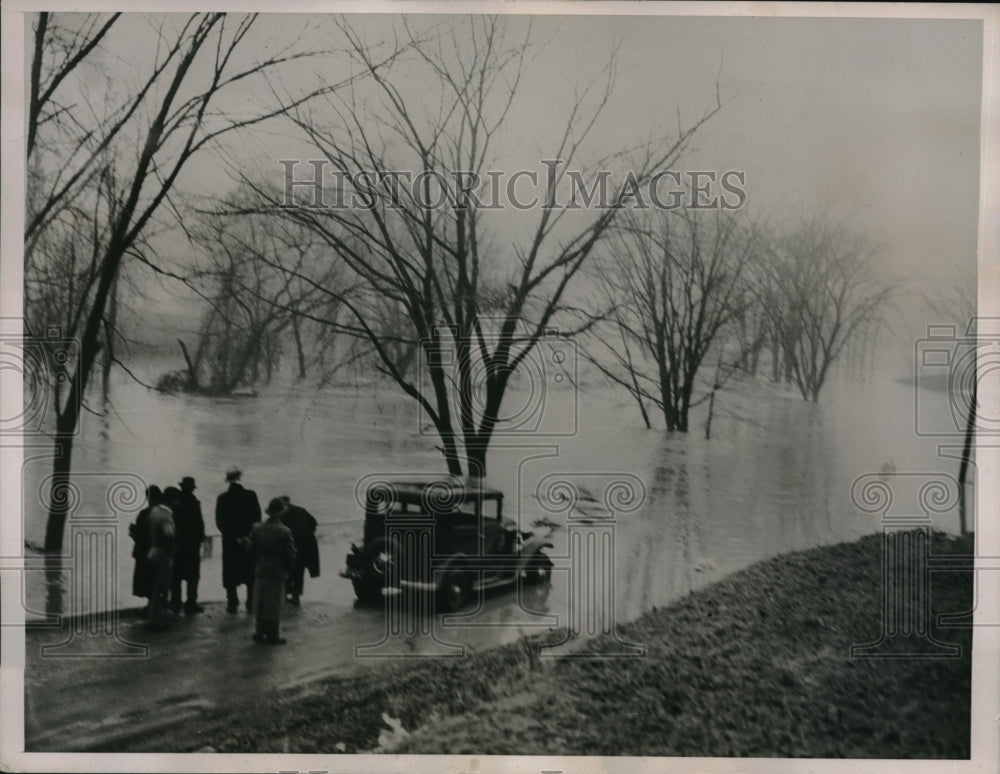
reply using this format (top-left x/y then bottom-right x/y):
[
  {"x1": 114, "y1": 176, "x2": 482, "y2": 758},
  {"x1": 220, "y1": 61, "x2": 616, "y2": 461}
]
[
  {"x1": 762, "y1": 218, "x2": 895, "y2": 402},
  {"x1": 250, "y1": 15, "x2": 722, "y2": 476},
  {"x1": 170, "y1": 209, "x2": 356, "y2": 395},
  {"x1": 925, "y1": 273, "x2": 977, "y2": 536},
  {"x1": 583, "y1": 208, "x2": 759, "y2": 432}
]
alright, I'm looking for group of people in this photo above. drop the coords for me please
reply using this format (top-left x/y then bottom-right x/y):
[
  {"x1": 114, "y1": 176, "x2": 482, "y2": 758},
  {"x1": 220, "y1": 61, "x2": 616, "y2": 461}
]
[
  {"x1": 129, "y1": 477, "x2": 204, "y2": 627},
  {"x1": 129, "y1": 467, "x2": 320, "y2": 645}
]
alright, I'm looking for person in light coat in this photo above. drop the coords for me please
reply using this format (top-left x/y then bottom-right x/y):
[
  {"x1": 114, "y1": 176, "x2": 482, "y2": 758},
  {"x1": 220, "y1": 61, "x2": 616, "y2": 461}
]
[
  {"x1": 146, "y1": 487, "x2": 179, "y2": 631},
  {"x1": 129, "y1": 485, "x2": 161, "y2": 610},
  {"x1": 249, "y1": 498, "x2": 297, "y2": 645}
]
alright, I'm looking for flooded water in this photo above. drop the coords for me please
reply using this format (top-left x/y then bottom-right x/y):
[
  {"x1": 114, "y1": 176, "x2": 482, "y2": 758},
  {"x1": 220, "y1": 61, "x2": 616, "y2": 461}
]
[{"x1": 20, "y1": 355, "x2": 971, "y2": 643}]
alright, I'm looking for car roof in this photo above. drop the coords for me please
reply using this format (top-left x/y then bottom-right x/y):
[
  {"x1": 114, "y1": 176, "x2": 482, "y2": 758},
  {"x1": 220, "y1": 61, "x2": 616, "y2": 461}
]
[{"x1": 366, "y1": 479, "x2": 504, "y2": 505}]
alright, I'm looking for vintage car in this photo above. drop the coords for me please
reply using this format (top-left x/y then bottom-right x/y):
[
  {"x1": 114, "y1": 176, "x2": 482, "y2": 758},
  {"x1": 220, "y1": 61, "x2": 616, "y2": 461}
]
[{"x1": 340, "y1": 479, "x2": 553, "y2": 611}]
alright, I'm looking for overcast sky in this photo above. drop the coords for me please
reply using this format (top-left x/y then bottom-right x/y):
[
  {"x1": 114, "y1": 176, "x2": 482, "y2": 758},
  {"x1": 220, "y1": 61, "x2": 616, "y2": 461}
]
[
  {"x1": 206, "y1": 15, "x2": 979, "y2": 272},
  {"x1": 34, "y1": 11, "x2": 985, "y2": 348}
]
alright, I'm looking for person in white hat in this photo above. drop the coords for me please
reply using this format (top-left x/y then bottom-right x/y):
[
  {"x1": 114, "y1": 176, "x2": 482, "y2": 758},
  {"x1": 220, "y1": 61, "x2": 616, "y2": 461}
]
[{"x1": 249, "y1": 498, "x2": 297, "y2": 644}]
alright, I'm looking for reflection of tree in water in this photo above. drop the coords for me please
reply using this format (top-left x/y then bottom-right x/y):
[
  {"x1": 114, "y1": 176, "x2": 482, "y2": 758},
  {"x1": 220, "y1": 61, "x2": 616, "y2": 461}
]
[
  {"x1": 658, "y1": 444, "x2": 713, "y2": 598},
  {"x1": 195, "y1": 403, "x2": 261, "y2": 451},
  {"x1": 622, "y1": 440, "x2": 702, "y2": 613},
  {"x1": 45, "y1": 553, "x2": 64, "y2": 617},
  {"x1": 626, "y1": 397, "x2": 838, "y2": 618},
  {"x1": 771, "y1": 404, "x2": 831, "y2": 548}
]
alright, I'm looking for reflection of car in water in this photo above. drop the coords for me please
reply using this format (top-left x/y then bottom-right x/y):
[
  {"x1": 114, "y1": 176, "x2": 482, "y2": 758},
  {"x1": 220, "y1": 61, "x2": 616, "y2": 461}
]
[{"x1": 340, "y1": 479, "x2": 553, "y2": 612}]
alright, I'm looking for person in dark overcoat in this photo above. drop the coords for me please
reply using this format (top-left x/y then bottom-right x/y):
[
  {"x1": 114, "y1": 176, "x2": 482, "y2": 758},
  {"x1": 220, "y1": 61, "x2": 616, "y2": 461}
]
[
  {"x1": 250, "y1": 498, "x2": 297, "y2": 644},
  {"x1": 277, "y1": 495, "x2": 320, "y2": 607},
  {"x1": 170, "y1": 476, "x2": 205, "y2": 614},
  {"x1": 215, "y1": 467, "x2": 262, "y2": 613},
  {"x1": 129, "y1": 485, "x2": 161, "y2": 609}
]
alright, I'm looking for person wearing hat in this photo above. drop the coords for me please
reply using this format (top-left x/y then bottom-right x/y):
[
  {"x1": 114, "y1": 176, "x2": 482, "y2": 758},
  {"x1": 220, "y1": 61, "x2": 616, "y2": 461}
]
[
  {"x1": 170, "y1": 476, "x2": 206, "y2": 614},
  {"x1": 216, "y1": 467, "x2": 262, "y2": 613},
  {"x1": 249, "y1": 498, "x2": 297, "y2": 645}
]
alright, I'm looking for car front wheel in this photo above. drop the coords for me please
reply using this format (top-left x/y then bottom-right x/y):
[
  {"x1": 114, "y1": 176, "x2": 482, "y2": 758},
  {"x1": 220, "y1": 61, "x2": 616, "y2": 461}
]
[
  {"x1": 523, "y1": 553, "x2": 553, "y2": 585},
  {"x1": 352, "y1": 578, "x2": 383, "y2": 605},
  {"x1": 438, "y1": 570, "x2": 470, "y2": 613}
]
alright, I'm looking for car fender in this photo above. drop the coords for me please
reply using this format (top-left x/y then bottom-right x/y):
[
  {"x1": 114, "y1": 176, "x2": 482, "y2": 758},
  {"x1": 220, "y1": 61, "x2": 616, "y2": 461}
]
[{"x1": 521, "y1": 536, "x2": 553, "y2": 554}]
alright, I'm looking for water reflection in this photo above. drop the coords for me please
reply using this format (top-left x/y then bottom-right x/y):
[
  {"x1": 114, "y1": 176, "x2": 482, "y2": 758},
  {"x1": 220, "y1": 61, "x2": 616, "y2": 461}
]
[
  {"x1": 44, "y1": 553, "x2": 64, "y2": 619},
  {"x1": 22, "y1": 362, "x2": 969, "y2": 625}
]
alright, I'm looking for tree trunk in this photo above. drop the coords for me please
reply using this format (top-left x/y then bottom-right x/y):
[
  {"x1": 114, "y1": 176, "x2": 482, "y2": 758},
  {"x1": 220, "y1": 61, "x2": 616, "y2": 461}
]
[
  {"x1": 225, "y1": 337, "x2": 260, "y2": 393},
  {"x1": 178, "y1": 338, "x2": 200, "y2": 390},
  {"x1": 634, "y1": 389, "x2": 652, "y2": 430},
  {"x1": 784, "y1": 344, "x2": 796, "y2": 385},
  {"x1": 293, "y1": 316, "x2": 307, "y2": 379},
  {"x1": 264, "y1": 338, "x2": 277, "y2": 383},
  {"x1": 426, "y1": 344, "x2": 462, "y2": 476},
  {"x1": 466, "y1": 442, "x2": 487, "y2": 479},
  {"x1": 659, "y1": 364, "x2": 675, "y2": 432},
  {"x1": 770, "y1": 329, "x2": 782, "y2": 382},
  {"x1": 101, "y1": 275, "x2": 117, "y2": 400},
  {"x1": 958, "y1": 381, "x2": 975, "y2": 536},
  {"x1": 249, "y1": 337, "x2": 260, "y2": 383},
  {"x1": 43, "y1": 230, "x2": 124, "y2": 552},
  {"x1": 627, "y1": 358, "x2": 651, "y2": 429},
  {"x1": 464, "y1": 368, "x2": 512, "y2": 480},
  {"x1": 43, "y1": 412, "x2": 77, "y2": 553},
  {"x1": 440, "y1": 430, "x2": 464, "y2": 476},
  {"x1": 678, "y1": 377, "x2": 692, "y2": 432},
  {"x1": 101, "y1": 327, "x2": 113, "y2": 400},
  {"x1": 704, "y1": 388, "x2": 716, "y2": 440}
]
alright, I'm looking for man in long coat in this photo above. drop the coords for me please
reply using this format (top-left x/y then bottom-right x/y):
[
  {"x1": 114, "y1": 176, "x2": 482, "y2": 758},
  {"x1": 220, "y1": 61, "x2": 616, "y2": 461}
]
[
  {"x1": 170, "y1": 476, "x2": 205, "y2": 614},
  {"x1": 250, "y1": 498, "x2": 297, "y2": 644},
  {"x1": 216, "y1": 467, "x2": 262, "y2": 613},
  {"x1": 277, "y1": 495, "x2": 319, "y2": 606}
]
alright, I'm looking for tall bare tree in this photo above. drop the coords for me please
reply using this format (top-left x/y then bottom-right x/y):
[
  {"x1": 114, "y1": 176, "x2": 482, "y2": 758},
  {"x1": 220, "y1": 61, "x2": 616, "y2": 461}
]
[
  {"x1": 26, "y1": 12, "x2": 334, "y2": 552},
  {"x1": 925, "y1": 272, "x2": 977, "y2": 536},
  {"x1": 583, "y1": 208, "x2": 759, "y2": 432},
  {"x1": 248, "y1": 16, "x2": 722, "y2": 476},
  {"x1": 172, "y1": 207, "x2": 356, "y2": 394},
  {"x1": 763, "y1": 218, "x2": 895, "y2": 402}
]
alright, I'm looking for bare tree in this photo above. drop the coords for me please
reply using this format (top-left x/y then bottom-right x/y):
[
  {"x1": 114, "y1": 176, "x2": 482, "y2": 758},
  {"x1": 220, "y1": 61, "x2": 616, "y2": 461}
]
[
  {"x1": 925, "y1": 272, "x2": 977, "y2": 536},
  {"x1": 763, "y1": 218, "x2": 896, "y2": 402},
  {"x1": 171, "y1": 208, "x2": 355, "y2": 394},
  {"x1": 246, "y1": 16, "x2": 722, "y2": 476},
  {"x1": 26, "y1": 12, "x2": 333, "y2": 553},
  {"x1": 731, "y1": 293, "x2": 770, "y2": 377},
  {"x1": 583, "y1": 208, "x2": 759, "y2": 432}
]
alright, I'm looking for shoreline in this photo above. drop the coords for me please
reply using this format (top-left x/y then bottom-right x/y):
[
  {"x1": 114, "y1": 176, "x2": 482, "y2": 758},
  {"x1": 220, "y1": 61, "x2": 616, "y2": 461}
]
[{"x1": 53, "y1": 528, "x2": 973, "y2": 757}]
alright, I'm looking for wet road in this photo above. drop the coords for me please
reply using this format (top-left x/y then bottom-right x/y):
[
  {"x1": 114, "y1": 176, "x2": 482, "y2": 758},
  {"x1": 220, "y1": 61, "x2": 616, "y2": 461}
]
[{"x1": 24, "y1": 538, "x2": 565, "y2": 752}]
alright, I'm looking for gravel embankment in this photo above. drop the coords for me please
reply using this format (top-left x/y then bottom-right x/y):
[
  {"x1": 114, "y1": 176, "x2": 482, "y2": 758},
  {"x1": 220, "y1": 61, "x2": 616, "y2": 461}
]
[{"x1": 136, "y1": 530, "x2": 974, "y2": 757}]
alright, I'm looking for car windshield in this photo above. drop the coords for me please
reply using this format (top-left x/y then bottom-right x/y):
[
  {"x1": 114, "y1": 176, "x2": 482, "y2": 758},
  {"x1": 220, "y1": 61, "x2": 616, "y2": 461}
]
[{"x1": 367, "y1": 483, "x2": 503, "y2": 520}]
